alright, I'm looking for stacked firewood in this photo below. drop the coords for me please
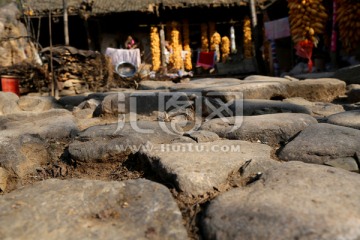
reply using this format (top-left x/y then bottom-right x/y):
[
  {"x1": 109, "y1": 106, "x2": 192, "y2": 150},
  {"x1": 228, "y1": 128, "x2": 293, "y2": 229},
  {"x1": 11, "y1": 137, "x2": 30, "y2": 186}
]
[{"x1": 40, "y1": 46, "x2": 113, "y2": 95}]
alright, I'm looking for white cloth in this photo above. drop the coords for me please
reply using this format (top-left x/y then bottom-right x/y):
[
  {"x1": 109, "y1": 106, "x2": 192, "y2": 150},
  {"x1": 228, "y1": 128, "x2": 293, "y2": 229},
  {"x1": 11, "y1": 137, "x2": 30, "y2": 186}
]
[
  {"x1": 105, "y1": 48, "x2": 141, "y2": 68},
  {"x1": 265, "y1": 17, "x2": 290, "y2": 40}
]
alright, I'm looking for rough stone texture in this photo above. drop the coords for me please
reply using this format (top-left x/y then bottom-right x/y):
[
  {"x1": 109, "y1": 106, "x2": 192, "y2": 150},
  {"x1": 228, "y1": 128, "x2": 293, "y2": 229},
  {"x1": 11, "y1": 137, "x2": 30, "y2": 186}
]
[
  {"x1": 183, "y1": 130, "x2": 220, "y2": 142},
  {"x1": 168, "y1": 77, "x2": 345, "y2": 103},
  {"x1": 137, "y1": 140, "x2": 273, "y2": 196},
  {"x1": 139, "y1": 80, "x2": 176, "y2": 90},
  {"x1": 0, "y1": 109, "x2": 78, "y2": 139},
  {"x1": 283, "y1": 97, "x2": 345, "y2": 118},
  {"x1": 94, "y1": 92, "x2": 191, "y2": 116},
  {"x1": 69, "y1": 121, "x2": 190, "y2": 163},
  {"x1": 0, "y1": 179, "x2": 188, "y2": 240},
  {"x1": 334, "y1": 64, "x2": 360, "y2": 85},
  {"x1": 0, "y1": 92, "x2": 21, "y2": 115},
  {"x1": 278, "y1": 123, "x2": 360, "y2": 165},
  {"x1": 57, "y1": 95, "x2": 88, "y2": 110},
  {"x1": 200, "y1": 113, "x2": 317, "y2": 146},
  {"x1": 230, "y1": 99, "x2": 312, "y2": 116},
  {"x1": 202, "y1": 161, "x2": 360, "y2": 240},
  {"x1": 326, "y1": 110, "x2": 360, "y2": 129},
  {"x1": 0, "y1": 134, "x2": 49, "y2": 179},
  {"x1": 17, "y1": 96, "x2": 62, "y2": 112},
  {"x1": 244, "y1": 75, "x2": 292, "y2": 82},
  {"x1": 324, "y1": 158, "x2": 359, "y2": 172},
  {"x1": 0, "y1": 167, "x2": 8, "y2": 192},
  {"x1": 346, "y1": 84, "x2": 360, "y2": 103}
]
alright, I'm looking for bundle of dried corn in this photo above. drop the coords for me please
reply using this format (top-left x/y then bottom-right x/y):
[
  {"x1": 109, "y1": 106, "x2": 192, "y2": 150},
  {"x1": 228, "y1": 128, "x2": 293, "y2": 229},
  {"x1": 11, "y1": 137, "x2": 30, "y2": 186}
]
[
  {"x1": 169, "y1": 21, "x2": 183, "y2": 70},
  {"x1": 200, "y1": 23, "x2": 209, "y2": 52},
  {"x1": 221, "y1": 36, "x2": 230, "y2": 62},
  {"x1": 182, "y1": 19, "x2": 192, "y2": 71},
  {"x1": 336, "y1": 0, "x2": 360, "y2": 52},
  {"x1": 150, "y1": 26, "x2": 161, "y2": 71},
  {"x1": 243, "y1": 16, "x2": 253, "y2": 58}
]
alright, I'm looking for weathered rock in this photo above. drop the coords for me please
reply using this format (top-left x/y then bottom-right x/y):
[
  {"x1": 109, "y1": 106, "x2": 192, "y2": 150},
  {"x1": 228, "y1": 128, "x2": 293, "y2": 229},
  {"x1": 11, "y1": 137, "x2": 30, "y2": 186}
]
[
  {"x1": 278, "y1": 123, "x2": 360, "y2": 165},
  {"x1": 76, "y1": 98, "x2": 101, "y2": 110},
  {"x1": 230, "y1": 99, "x2": 312, "y2": 116},
  {"x1": 324, "y1": 158, "x2": 359, "y2": 172},
  {"x1": 326, "y1": 110, "x2": 360, "y2": 129},
  {"x1": 243, "y1": 75, "x2": 291, "y2": 82},
  {"x1": 69, "y1": 121, "x2": 188, "y2": 163},
  {"x1": 346, "y1": 84, "x2": 360, "y2": 103},
  {"x1": 136, "y1": 140, "x2": 273, "y2": 196},
  {"x1": 0, "y1": 134, "x2": 49, "y2": 179},
  {"x1": 95, "y1": 92, "x2": 192, "y2": 116},
  {"x1": 139, "y1": 80, "x2": 176, "y2": 90},
  {"x1": 0, "y1": 178, "x2": 188, "y2": 240},
  {"x1": 200, "y1": 113, "x2": 317, "y2": 146},
  {"x1": 283, "y1": 97, "x2": 345, "y2": 118},
  {"x1": 170, "y1": 77, "x2": 345, "y2": 103},
  {"x1": 202, "y1": 161, "x2": 360, "y2": 240},
  {"x1": 183, "y1": 130, "x2": 220, "y2": 142},
  {"x1": 0, "y1": 167, "x2": 8, "y2": 192},
  {"x1": 0, "y1": 92, "x2": 21, "y2": 115},
  {"x1": 0, "y1": 109, "x2": 78, "y2": 139},
  {"x1": 57, "y1": 95, "x2": 88, "y2": 110},
  {"x1": 334, "y1": 64, "x2": 360, "y2": 85},
  {"x1": 17, "y1": 96, "x2": 61, "y2": 112}
]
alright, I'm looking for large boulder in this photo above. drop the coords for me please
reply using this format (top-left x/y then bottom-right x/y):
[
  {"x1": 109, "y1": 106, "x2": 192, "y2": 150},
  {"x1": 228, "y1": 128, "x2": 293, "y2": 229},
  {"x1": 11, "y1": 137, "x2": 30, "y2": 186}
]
[
  {"x1": 136, "y1": 140, "x2": 273, "y2": 196},
  {"x1": 202, "y1": 161, "x2": 360, "y2": 240},
  {"x1": 346, "y1": 84, "x2": 360, "y2": 103},
  {"x1": 0, "y1": 178, "x2": 188, "y2": 240},
  {"x1": 278, "y1": 123, "x2": 360, "y2": 165},
  {"x1": 200, "y1": 113, "x2": 317, "y2": 146}
]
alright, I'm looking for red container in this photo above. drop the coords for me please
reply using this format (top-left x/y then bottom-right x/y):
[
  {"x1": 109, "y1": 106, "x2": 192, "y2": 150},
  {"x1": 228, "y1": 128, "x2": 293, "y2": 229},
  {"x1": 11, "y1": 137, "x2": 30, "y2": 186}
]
[{"x1": 1, "y1": 75, "x2": 20, "y2": 96}]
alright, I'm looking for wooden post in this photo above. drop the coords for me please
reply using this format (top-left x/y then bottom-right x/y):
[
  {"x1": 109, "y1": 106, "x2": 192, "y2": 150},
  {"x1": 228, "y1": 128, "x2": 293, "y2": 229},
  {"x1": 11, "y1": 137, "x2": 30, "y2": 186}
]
[
  {"x1": 63, "y1": 0, "x2": 69, "y2": 45},
  {"x1": 49, "y1": 10, "x2": 58, "y2": 98},
  {"x1": 160, "y1": 25, "x2": 167, "y2": 74},
  {"x1": 249, "y1": 0, "x2": 267, "y2": 75}
]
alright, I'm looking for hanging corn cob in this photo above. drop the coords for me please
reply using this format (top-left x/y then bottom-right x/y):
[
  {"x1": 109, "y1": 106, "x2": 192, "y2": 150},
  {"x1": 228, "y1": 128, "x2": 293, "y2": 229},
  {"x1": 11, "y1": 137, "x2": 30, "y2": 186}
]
[
  {"x1": 336, "y1": 0, "x2": 360, "y2": 53},
  {"x1": 200, "y1": 23, "x2": 209, "y2": 52},
  {"x1": 221, "y1": 36, "x2": 230, "y2": 63},
  {"x1": 243, "y1": 16, "x2": 253, "y2": 58},
  {"x1": 169, "y1": 21, "x2": 183, "y2": 70},
  {"x1": 287, "y1": 0, "x2": 328, "y2": 46},
  {"x1": 182, "y1": 19, "x2": 192, "y2": 71},
  {"x1": 150, "y1": 26, "x2": 161, "y2": 71}
]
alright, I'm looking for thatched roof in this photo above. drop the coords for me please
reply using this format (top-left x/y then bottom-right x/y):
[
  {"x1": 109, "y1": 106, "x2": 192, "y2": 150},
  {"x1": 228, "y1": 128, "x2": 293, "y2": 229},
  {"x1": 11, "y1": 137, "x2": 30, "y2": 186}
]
[{"x1": 22, "y1": 0, "x2": 276, "y2": 17}]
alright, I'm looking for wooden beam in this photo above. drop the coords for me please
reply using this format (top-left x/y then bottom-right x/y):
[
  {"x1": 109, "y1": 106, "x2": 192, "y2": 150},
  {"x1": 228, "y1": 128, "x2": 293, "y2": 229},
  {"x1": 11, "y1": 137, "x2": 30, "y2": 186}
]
[{"x1": 63, "y1": 0, "x2": 69, "y2": 45}]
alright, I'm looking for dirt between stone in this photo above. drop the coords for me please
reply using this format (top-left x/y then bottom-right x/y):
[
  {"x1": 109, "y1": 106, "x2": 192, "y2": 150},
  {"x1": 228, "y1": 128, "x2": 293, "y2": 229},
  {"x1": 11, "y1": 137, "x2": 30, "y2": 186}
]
[{"x1": 2, "y1": 136, "x2": 268, "y2": 240}]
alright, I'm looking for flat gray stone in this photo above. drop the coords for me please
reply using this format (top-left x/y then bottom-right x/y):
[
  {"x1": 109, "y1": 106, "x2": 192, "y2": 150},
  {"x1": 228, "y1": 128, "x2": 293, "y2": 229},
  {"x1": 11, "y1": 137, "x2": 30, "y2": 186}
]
[
  {"x1": 69, "y1": 121, "x2": 190, "y2": 163},
  {"x1": 0, "y1": 178, "x2": 187, "y2": 240},
  {"x1": 230, "y1": 99, "x2": 312, "y2": 116},
  {"x1": 57, "y1": 95, "x2": 88, "y2": 109},
  {"x1": 170, "y1": 77, "x2": 345, "y2": 103},
  {"x1": 183, "y1": 130, "x2": 220, "y2": 142},
  {"x1": 278, "y1": 123, "x2": 360, "y2": 165},
  {"x1": 200, "y1": 113, "x2": 317, "y2": 146},
  {"x1": 17, "y1": 96, "x2": 61, "y2": 112},
  {"x1": 283, "y1": 97, "x2": 345, "y2": 118},
  {"x1": 0, "y1": 92, "x2": 21, "y2": 115},
  {"x1": 326, "y1": 110, "x2": 360, "y2": 129},
  {"x1": 94, "y1": 92, "x2": 192, "y2": 116},
  {"x1": 324, "y1": 157, "x2": 359, "y2": 172},
  {"x1": 137, "y1": 140, "x2": 273, "y2": 196},
  {"x1": 202, "y1": 161, "x2": 360, "y2": 240},
  {"x1": 0, "y1": 109, "x2": 78, "y2": 139},
  {"x1": 138, "y1": 80, "x2": 176, "y2": 90}
]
